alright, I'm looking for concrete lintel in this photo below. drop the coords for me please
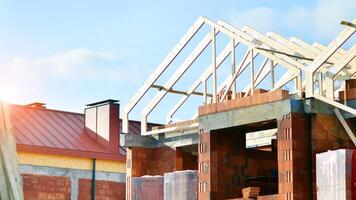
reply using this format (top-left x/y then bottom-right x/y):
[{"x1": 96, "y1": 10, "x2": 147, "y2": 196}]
[
  {"x1": 199, "y1": 99, "x2": 293, "y2": 132},
  {"x1": 120, "y1": 133, "x2": 160, "y2": 148},
  {"x1": 152, "y1": 129, "x2": 199, "y2": 147},
  {"x1": 121, "y1": 129, "x2": 199, "y2": 148}
]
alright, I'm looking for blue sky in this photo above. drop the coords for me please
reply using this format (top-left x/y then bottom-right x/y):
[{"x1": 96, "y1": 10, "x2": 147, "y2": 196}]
[{"x1": 0, "y1": 0, "x2": 355, "y2": 122}]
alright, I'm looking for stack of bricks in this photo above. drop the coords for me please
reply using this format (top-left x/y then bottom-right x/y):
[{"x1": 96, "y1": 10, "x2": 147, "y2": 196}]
[
  {"x1": 131, "y1": 175, "x2": 164, "y2": 200},
  {"x1": 242, "y1": 187, "x2": 260, "y2": 198},
  {"x1": 316, "y1": 149, "x2": 356, "y2": 200},
  {"x1": 277, "y1": 113, "x2": 311, "y2": 200},
  {"x1": 164, "y1": 170, "x2": 198, "y2": 200},
  {"x1": 256, "y1": 194, "x2": 287, "y2": 200},
  {"x1": 199, "y1": 90, "x2": 289, "y2": 116}
]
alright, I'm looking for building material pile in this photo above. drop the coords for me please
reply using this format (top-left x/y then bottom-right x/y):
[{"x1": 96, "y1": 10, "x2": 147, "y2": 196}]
[
  {"x1": 0, "y1": 102, "x2": 23, "y2": 200},
  {"x1": 164, "y1": 170, "x2": 197, "y2": 200},
  {"x1": 242, "y1": 187, "x2": 260, "y2": 198},
  {"x1": 316, "y1": 149, "x2": 356, "y2": 200},
  {"x1": 131, "y1": 175, "x2": 164, "y2": 200}
]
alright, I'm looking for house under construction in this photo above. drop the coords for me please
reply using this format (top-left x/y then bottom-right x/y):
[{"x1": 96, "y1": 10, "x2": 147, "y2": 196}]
[{"x1": 121, "y1": 17, "x2": 356, "y2": 200}]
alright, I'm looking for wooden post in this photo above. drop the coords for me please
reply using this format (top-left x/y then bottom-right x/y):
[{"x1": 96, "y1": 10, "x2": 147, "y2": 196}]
[{"x1": 0, "y1": 102, "x2": 24, "y2": 200}]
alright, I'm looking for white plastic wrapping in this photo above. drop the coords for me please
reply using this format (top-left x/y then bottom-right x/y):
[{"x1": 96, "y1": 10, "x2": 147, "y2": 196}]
[
  {"x1": 132, "y1": 175, "x2": 164, "y2": 200},
  {"x1": 164, "y1": 170, "x2": 198, "y2": 200},
  {"x1": 316, "y1": 149, "x2": 354, "y2": 200}
]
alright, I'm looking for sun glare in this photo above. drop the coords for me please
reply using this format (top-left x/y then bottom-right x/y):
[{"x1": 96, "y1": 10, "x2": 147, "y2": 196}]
[{"x1": 0, "y1": 88, "x2": 16, "y2": 103}]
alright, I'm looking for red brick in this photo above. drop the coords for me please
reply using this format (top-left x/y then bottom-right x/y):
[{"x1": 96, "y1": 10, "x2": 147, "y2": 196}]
[
  {"x1": 339, "y1": 88, "x2": 356, "y2": 100},
  {"x1": 22, "y1": 174, "x2": 71, "y2": 200},
  {"x1": 198, "y1": 103, "x2": 217, "y2": 116},
  {"x1": 257, "y1": 194, "x2": 287, "y2": 200},
  {"x1": 78, "y1": 179, "x2": 125, "y2": 200},
  {"x1": 253, "y1": 88, "x2": 268, "y2": 94},
  {"x1": 345, "y1": 79, "x2": 356, "y2": 89}
]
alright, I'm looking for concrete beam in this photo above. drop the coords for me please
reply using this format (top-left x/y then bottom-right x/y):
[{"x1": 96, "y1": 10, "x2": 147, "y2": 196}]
[
  {"x1": 152, "y1": 129, "x2": 199, "y2": 147},
  {"x1": 120, "y1": 133, "x2": 160, "y2": 148},
  {"x1": 304, "y1": 98, "x2": 356, "y2": 118},
  {"x1": 121, "y1": 129, "x2": 199, "y2": 148},
  {"x1": 199, "y1": 99, "x2": 292, "y2": 132}
]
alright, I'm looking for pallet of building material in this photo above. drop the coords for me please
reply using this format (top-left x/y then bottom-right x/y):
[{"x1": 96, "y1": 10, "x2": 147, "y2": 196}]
[
  {"x1": 0, "y1": 102, "x2": 24, "y2": 200},
  {"x1": 242, "y1": 187, "x2": 260, "y2": 198},
  {"x1": 132, "y1": 175, "x2": 164, "y2": 200},
  {"x1": 316, "y1": 149, "x2": 356, "y2": 200},
  {"x1": 164, "y1": 170, "x2": 197, "y2": 200},
  {"x1": 256, "y1": 194, "x2": 286, "y2": 200}
]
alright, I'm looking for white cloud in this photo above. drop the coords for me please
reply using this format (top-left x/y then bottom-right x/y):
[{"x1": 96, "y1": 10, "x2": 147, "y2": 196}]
[
  {"x1": 286, "y1": 0, "x2": 356, "y2": 40},
  {"x1": 0, "y1": 48, "x2": 141, "y2": 82},
  {"x1": 0, "y1": 49, "x2": 142, "y2": 102},
  {"x1": 227, "y1": 7, "x2": 278, "y2": 33},
  {"x1": 226, "y1": 0, "x2": 356, "y2": 42}
]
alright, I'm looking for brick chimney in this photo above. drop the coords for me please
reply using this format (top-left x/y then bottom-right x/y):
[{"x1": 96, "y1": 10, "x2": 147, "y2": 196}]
[
  {"x1": 84, "y1": 99, "x2": 120, "y2": 152},
  {"x1": 26, "y1": 102, "x2": 46, "y2": 109}
]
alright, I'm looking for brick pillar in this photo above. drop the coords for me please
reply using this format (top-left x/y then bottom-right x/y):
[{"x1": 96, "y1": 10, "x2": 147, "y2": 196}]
[
  {"x1": 198, "y1": 130, "x2": 218, "y2": 200},
  {"x1": 277, "y1": 113, "x2": 311, "y2": 200}
]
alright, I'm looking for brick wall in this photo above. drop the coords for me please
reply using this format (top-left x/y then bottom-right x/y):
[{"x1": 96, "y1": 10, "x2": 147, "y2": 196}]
[
  {"x1": 127, "y1": 146, "x2": 179, "y2": 177},
  {"x1": 126, "y1": 146, "x2": 185, "y2": 200},
  {"x1": 22, "y1": 174, "x2": 125, "y2": 200},
  {"x1": 198, "y1": 129, "x2": 278, "y2": 200},
  {"x1": 180, "y1": 150, "x2": 198, "y2": 170},
  {"x1": 22, "y1": 174, "x2": 71, "y2": 200},
  {"x1": 78, "y1": 179, "x2": 125, "y2": 200},
  {"x1": 277, "y1": 113, "x2": 312, "y2": 200}
]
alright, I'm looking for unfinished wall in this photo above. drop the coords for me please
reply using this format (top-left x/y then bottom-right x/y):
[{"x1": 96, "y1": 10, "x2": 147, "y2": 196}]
[
  {"x1": 198, "y1": 128, "x2": 277, "y2": 200},
  {"x1": 22, "y1": 174, "x2": 71, "y2": 200},
  {"x1": 177, "y1": 148, "x2": 198, "y2": 170},
  {"x1": 277, "y1": 113, "x2": 312, "y2": 200},
  {"x1": 126, "y1": 146, "x2": 195, "y2": 200},
  {"x1": 78, "y1": 179, "x2": 125, "y2": 200},
  {"x1": 22, "y1": 174, "x2": 126, "y2": 200},
  {"x1": 127, "y1": 146, "x2": 178, "y2": 177},
  {"x1": 310, "y1": 114, "x2": 355, "y2": 199},
  {"x1": 21, "y1": 164, "x2": 126, "y2": 200}
]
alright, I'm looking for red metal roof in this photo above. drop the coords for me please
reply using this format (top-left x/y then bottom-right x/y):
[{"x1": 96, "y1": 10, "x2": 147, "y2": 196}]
[{"x1": 9, "y1": 104, "x2": 150, "y2": 161}]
